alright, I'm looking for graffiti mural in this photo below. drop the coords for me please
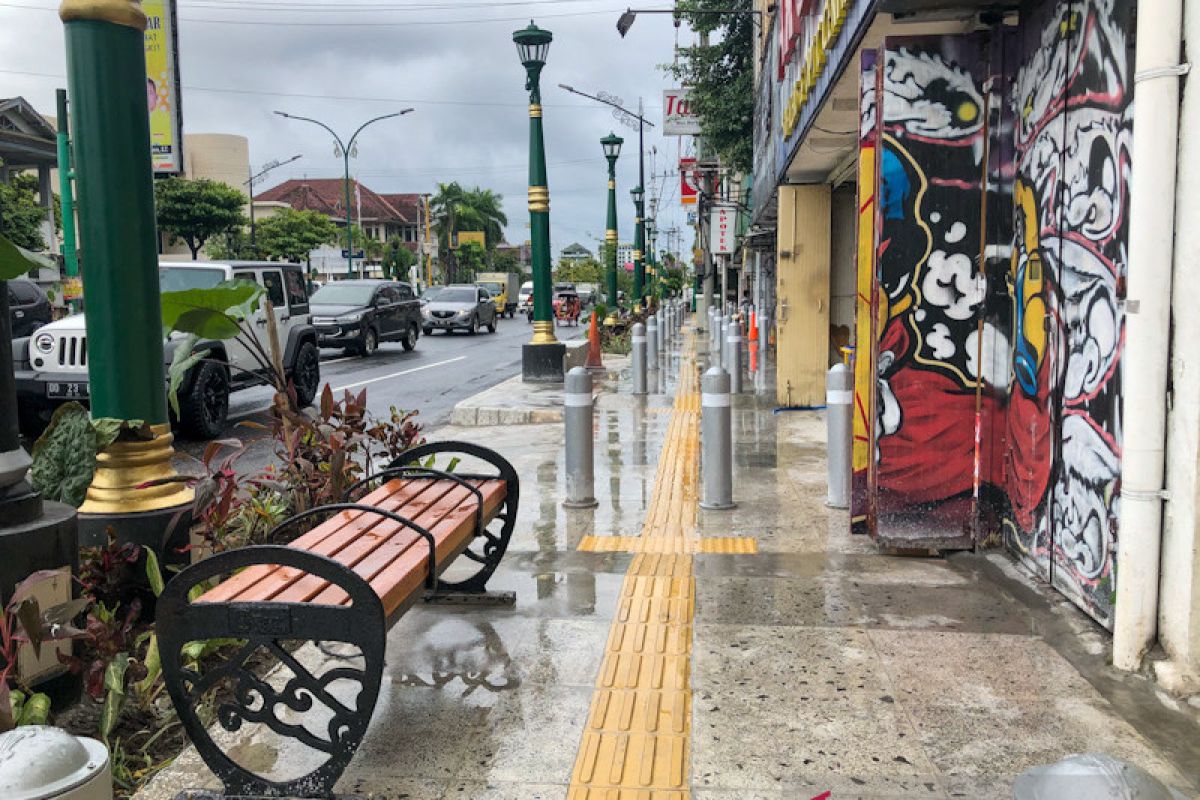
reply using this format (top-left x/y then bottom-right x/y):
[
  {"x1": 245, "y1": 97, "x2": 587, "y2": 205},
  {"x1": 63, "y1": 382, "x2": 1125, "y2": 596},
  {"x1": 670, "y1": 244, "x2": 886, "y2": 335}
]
[
  {"x1": 851, "y1": 50, "x2": 877, "y2": 535},
  {"x1": 1004, "y1": 0, "x2": 1132, "y2": 627},
  {"x1": 870, "y1": 35, "x2": 995, "y2": 547}
]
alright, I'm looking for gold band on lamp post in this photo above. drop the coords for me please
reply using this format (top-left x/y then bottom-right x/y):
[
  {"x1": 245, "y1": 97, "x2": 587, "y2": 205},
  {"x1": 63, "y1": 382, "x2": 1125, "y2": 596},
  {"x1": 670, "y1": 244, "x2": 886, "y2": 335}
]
[
  {"x1": 59, "y1": 0, "x2": 147, "y2": 28},
  {"x1": 531, "y1": 319, "x2": 558, "y2": 345},
  {"x1": 605, "y1": 230, "x2": 617, "y2": 242},
  {"x1": 529, "y1": 103, "x2": 543, "y2": 118},
  {"x1": 528, "y1": 185, "x2": 550, "y2": 213},
  {"x1": 79, "y1": 425, "x2": 194, "y2": 514}
]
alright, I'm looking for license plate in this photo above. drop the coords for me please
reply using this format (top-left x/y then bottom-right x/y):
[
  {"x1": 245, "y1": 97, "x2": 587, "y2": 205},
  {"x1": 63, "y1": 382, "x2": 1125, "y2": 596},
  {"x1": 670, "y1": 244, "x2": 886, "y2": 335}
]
[{"x1": 46, "y1": 381, "x2": 89, "y2": 400}]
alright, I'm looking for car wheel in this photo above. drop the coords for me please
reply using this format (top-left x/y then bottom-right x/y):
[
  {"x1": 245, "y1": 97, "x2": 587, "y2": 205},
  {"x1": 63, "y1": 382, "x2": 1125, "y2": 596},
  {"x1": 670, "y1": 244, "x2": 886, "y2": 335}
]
[
  {"x1": 179, "y1": 360, "x2": 229, "y2": 440},
  {"x1": 487, "y1": 315, "x2": 497, "y2": 334},
  {"x1": 469, "y1": 316, "x2": 479, "y2": 335},
  {"x1": 358, "y1": 326, "x2": 379, "y2": 356},
  {"x1": 290, "y1": 341, "x2": 321, "y2": 407},
  {"x1": 401, "y1": 323, "x2": 419, "y2": 351}
]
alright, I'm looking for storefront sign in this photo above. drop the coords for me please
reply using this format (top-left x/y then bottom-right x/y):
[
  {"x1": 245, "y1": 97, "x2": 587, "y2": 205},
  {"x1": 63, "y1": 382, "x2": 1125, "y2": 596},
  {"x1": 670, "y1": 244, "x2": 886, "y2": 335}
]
[
  {"x1": 680, "y1": 157, "x2": 699, "y2": 205},
  {"x1": 780, "y1": 0, "x2": 851, "y2": 138},
  {"x1": 663, "y1": 89, "x2": 701, "y2": 136},
  {"x1": 144, "y1": 0, "x2": 183, "y2": 174},
  {"x1": 709, "y1": 204, "x2": 736, "y2": 255}
]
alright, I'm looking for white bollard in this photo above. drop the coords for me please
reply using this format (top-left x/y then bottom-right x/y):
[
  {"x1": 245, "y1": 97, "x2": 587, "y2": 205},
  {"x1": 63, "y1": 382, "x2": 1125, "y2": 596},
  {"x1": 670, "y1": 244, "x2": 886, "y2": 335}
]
[
  {"x1": 631, "y1": 322, "x2": 647, "y2": 395},
  {"x1": 700, "y1": 367, "x2": 735, "y2": 510},
  {"x1": 563, "y1": 367, "x2": 598, "y2": 508},
  {"x1": 826, "y1": 363, "x2": 853, "y2": 508},
  {"x1": 646, "y1": 316, "x2": 660, "y2": 371},
  {"x1": 727, "y1": 319, "x2": 743, "y2": 394}
]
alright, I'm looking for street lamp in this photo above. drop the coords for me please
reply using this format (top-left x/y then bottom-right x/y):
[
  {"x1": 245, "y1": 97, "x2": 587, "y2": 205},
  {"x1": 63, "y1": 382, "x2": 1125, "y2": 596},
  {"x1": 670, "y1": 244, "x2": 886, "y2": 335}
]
[
  {"x1": 616, "y1": 7, "x2": 762, "y2": 37},
  {"x1": 274, "y1": 109, "x2": 412, "y2": 278},
  {"x1": 646, "y1": 218, "x2": 658, "y2": 299},
  {"x1": 515, "y1": 20, "x2": 565, "y2": 382},
  {"x1": 601, "y1": 132, "x2": 623, "y2": 325},
  {"x1": 245, "y1": 153, "x2": 302, "y2": 248},
  {"x1": 630, "y1": 183, "x2": 645, "y2": 311}
]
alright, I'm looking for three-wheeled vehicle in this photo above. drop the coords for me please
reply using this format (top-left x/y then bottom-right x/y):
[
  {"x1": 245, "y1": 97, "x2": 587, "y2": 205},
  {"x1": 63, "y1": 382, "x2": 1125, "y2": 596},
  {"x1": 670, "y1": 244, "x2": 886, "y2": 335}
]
[{"x1": 553, "y1": 290, "x2": 582, "y2": 326}]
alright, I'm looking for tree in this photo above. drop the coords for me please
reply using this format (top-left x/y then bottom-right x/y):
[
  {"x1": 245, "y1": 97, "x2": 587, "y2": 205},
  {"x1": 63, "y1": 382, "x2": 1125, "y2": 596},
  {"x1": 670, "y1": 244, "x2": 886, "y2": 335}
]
[
  {"x1": 431, "y1": 182, "x2": 509, "y2": 282},
  {"x1": 0, "y1": 171, "x2": 58, "y2": 251},
  {"x1": 155, "y1": 177, "x2": 246, "y2": 259},
  {"x1": 455, "y1": 240, "x2": 487, "y2": 283},
  {"x1": 207, "y1": 227, "x2": 262, "y2": 261},
  {"x1": 382, "y1": 237, "x2": 417, "y2": 280},
  {"x1": 665, "y1": 0, "x2": 754, "y2": 173},
  {"x1": 255, "y1": 208, "x2": 337, "y2": 263},
  {"x1": 555, "y1": 257, "x2": 604, "y2": 285},
  {"x1": 490, "y1": 248, "x2": 521, "y2": 273}
]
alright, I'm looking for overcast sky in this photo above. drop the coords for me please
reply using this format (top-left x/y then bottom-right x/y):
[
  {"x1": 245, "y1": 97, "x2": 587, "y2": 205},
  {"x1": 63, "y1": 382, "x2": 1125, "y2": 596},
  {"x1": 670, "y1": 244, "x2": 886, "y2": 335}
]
[{"x1": 2, "y1": 0, "x2": 697, "y2": 259}]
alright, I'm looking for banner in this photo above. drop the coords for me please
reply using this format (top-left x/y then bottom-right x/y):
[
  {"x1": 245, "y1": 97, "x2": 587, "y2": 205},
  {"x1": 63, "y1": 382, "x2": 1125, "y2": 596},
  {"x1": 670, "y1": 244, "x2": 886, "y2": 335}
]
[
  {"x1": 709, "y1": 204, "x2": 735, "y2": 255},
  {"x1": 144, "y1": 0, "x2": 183, "y2": 174},
  {"x1": 663, "y1": 89, "x2": 701, "y2": 136},
  {"x1": 680, "y1": 157, "x2": 698, "y2": 205}
]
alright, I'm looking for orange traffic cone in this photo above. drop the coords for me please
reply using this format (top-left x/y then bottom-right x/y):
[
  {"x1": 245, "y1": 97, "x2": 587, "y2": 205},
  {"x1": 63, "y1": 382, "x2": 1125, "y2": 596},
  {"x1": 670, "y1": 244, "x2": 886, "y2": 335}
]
[
  {"x1": 586, "y1": 309, "x2": 604, "y2": 370},
  {"x1": 748, "y1": 312, "x2": 759, "y2": 343}
]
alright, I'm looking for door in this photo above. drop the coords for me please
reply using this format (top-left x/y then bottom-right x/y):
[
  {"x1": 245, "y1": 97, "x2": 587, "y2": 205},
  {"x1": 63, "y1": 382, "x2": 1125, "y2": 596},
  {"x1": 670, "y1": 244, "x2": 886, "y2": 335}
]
[
  {"x1": 379, "y1": 284, "x2": 403, "y2": 337},
  {"x1": 774, "y1": 185, "x2": 830, "y2": 408},
  {"x1": 867, "y1": 34, "x2": 990, "y2": 550},
  {"x1": 395, "y1": 282, "x2": 419, "y2": 332},
  {"x1": 477, "y1": 289, "x2": 493, "y2": 323}
]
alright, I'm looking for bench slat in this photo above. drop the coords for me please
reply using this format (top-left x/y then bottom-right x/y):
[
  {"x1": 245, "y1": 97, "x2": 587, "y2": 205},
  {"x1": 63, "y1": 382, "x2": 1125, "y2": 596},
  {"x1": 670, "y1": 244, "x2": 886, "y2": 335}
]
[
  {"x1": 313, "y1": 482, "x2": 506, "y2": 615},
  {"x1": 268, "y1": 479, "x2": 494, "y2": 606},
  {"x1": 196, "y1": 477, "x2": 507, "y2": 618}
]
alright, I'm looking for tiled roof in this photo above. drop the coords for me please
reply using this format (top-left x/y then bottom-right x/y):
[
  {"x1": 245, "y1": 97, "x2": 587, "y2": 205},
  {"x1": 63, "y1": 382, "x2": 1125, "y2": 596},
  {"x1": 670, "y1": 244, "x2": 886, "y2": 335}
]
[
  {"x1": 379, "y1": 193, "x2": 423, "y2": 226},
  {"x1": 255, "y1": 178, "x2": 410, "y2": 223}
]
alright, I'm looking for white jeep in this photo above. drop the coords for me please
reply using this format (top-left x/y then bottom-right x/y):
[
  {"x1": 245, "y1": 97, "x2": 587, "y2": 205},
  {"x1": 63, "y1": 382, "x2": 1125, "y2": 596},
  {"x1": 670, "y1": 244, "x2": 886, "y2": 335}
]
[{"x1": 14, "y1": 261, "x2": 322, "y2": 440}]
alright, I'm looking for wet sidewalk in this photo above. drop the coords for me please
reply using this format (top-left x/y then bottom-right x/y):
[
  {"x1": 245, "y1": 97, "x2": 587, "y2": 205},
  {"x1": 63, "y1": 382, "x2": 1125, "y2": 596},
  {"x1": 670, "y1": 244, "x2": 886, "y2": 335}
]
[{"x1": 139, "y1": 326, "x2": 1200, "y2": 799}]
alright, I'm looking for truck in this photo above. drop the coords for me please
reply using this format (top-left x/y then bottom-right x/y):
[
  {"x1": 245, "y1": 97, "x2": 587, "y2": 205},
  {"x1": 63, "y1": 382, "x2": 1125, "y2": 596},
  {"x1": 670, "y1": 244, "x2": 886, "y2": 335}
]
[{"x1": 474, "y1": 272, "x2": 520, "y2": 318}]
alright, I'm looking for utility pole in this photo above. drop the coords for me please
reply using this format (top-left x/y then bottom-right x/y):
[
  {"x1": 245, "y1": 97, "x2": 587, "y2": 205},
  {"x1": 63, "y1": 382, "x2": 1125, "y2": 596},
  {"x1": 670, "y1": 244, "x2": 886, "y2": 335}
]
[{"x1": 245, "y1": 153, "x2": 301, "y2": 249}]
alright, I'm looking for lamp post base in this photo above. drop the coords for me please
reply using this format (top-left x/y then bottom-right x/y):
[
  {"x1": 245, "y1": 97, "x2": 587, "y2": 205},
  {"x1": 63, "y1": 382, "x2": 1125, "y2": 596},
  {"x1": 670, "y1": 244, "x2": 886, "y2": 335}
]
[{"x1": 522, "y1": 341, "x2": 567, "y2": 383}]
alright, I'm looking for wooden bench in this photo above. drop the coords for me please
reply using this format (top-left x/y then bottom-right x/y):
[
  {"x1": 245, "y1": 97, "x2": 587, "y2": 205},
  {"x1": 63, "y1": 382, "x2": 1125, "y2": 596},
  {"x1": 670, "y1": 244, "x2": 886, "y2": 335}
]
[{"x1": 157, "y1": 441, "x2": 519, "y2": 799}]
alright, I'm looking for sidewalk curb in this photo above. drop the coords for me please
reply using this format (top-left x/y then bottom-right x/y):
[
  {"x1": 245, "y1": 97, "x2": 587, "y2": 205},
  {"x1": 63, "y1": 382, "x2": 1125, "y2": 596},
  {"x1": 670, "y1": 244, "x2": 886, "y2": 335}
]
[{"x1": 450, "y1": 355, "x2": 630, "y2": 427}]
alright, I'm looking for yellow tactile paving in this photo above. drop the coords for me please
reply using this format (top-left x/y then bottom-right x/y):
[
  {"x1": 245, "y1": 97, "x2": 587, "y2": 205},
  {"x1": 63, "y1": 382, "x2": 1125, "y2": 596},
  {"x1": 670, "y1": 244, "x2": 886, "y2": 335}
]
[{"x1": 570, "y1": 333, "x2": 742, "y2": 798}]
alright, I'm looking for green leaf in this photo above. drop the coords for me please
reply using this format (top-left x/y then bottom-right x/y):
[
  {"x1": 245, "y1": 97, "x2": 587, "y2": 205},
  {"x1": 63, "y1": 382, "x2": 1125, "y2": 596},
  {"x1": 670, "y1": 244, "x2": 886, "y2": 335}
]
[
  {"x1": 17, "y1": 693, "x2": 50, "y2": 726},
  {"x1": 28, "y1": 402, "x2": 100, "y2": 507},
  {"x1": 167, "y1": 335, "x2": 208, "y2": 418},
  {"x1": 160, "y1": 280, "x2": 263, "y2": 340},
  {"x1": 135, "y1": 634, "x2": 162, "y2": 696},
  {"x1": 99, "y1": 652, "x2": 130, "y2": 744},
  {"x1": 0, "y1": 233, "x2": 48, "y2": 280},
  {"x1": 16, "y1": 598, "x2": 42, "y2": 658},
  {"x1": 145, "y1": 550, "x2": 165, "y2": 597}
]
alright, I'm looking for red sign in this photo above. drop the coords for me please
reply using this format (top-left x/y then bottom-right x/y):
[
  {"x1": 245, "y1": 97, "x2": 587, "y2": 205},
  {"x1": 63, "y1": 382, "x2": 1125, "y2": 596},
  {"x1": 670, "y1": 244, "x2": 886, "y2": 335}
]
[{"x1": 680, "y1": 157, "x2": 698, "y2": 206}]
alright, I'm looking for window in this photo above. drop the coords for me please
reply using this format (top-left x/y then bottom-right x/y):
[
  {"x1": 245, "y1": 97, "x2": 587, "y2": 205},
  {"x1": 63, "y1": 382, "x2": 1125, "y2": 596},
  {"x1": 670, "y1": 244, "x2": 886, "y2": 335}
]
[
  {"x1": 10, "y1": 281, "x2": 41, "y2": 304},
  {"x1": 478, "y1": 289, "x2": 488, "y2": 302},
  {"x1": 261, "y1": 270, "x2": 285, "y2": 307},
  {"x1": 396, "y1": 283, "x2": 414, "y2": 300},
  {"x1": 380, "y1": 285, "x2": 400, "y2": 304},
  {"x1": 284, "y1": 269, "x2": 309, "y2": 312},
  {"x1": 161, "y1": 267, "x2": 226, "y2": 292}
]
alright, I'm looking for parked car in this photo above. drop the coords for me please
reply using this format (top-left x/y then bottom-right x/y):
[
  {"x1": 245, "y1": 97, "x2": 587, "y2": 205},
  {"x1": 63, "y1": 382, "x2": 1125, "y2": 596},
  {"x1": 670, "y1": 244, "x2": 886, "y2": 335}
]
[
  {"x1": 8, "y1": 278, "x2": 51, "y2": 338},
  {"x1": 422, "y1": 284, "x2": 498, "y2": 335},
  {"x1": 15, "y1": 260, "x2": 321, "y2": 440},
  {"x1": 309, "y1": 279, "x2": 421, "y2": 356}
]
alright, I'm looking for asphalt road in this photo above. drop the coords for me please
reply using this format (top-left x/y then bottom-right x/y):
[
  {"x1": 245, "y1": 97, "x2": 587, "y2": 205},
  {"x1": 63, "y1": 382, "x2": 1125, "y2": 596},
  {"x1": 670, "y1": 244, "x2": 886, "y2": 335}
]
[{"x1": 176, "y1": 313, "x2": 586, "y2": 474}]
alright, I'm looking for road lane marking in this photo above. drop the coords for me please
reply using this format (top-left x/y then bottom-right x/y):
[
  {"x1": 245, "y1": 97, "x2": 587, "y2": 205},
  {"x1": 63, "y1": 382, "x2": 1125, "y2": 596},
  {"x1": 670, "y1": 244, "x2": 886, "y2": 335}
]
[
  {"x1": 330, "y1": 356, "x2": 467, "y2": 392},
  {"x1": 320, "y1": 355, "x2": 358, "y2": 366}
]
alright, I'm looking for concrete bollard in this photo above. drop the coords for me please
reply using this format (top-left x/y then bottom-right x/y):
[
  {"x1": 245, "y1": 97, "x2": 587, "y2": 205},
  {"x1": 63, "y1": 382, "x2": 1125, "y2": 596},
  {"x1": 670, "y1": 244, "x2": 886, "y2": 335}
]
[
  {"x1": 563, "y1": 367, "x2": 598, "y2": 508},
  {"x1": 646, "y1": 316, "x2": 660, "y2": 371},
  {"x1": 632, "y1": 322, "x2": 647, "y2": 395},
  {"x1": 727, "y1": 319, "x2": 743, "y2": 394},
  {"x1": 826, "y1": 363, "x2": 853, "y2": 508},
  {"x1": 700, "y1": 367, "x2": 735, "y2": 510}
]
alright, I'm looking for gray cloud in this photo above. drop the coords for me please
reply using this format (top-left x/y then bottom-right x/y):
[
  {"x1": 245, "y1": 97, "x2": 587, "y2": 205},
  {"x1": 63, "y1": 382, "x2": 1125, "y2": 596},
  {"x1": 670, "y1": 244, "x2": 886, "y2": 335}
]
[{"x1": 1, "y1": 0, "x2": 695, "y2": 259}]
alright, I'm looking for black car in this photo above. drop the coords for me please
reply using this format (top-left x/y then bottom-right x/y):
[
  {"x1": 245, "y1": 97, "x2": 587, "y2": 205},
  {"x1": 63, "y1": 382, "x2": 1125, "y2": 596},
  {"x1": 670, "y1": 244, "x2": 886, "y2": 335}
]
[
  {"x1": 8, "y1": 278, "x2": 51, "y2": 338},
  {"x1": 308, "y1": 279, "x2": 422, "y2": 356}
]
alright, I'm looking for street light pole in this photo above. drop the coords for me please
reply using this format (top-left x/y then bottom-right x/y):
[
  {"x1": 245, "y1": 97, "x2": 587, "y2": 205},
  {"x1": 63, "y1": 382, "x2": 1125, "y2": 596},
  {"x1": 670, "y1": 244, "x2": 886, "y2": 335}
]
[
  {"x1": 245, "y1": 153, "x2": 302, "y2": 249},
  {"x1": 631, "y1": 182, "x2": 645, "y2": 312},
  {"x1": 274, "y1": 109, "x2": 412, "y2": 278},
  {"x1": 514, "y1": 21, "x2": 566, "y2": 382},
  {"x1": 601, "y1": 133, "x2": 623, "y2": 325}
]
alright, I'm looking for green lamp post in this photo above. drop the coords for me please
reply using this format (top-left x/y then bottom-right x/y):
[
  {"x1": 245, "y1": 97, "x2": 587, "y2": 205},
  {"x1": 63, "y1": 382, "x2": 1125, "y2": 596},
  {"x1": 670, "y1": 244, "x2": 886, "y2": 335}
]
[
  {"x1": 600, "y1": 132, "x2": 623, "y2": 325},
  {"x1": 646, "y1": 219, "x2": 659, "y2": 300},
  {"x1": 631, "y1": 184, "x2": 645, "y2": 312},
  {"x1": 59, "y1": 0, "x2": 192, "y2": 541},
  {"x1": 514, "y1": 21, "x2": 565, "y2": 382}
]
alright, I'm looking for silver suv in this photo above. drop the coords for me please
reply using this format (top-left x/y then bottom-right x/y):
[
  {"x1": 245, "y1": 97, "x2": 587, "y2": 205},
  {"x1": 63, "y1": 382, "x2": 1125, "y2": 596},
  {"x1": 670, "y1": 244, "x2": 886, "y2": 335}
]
[{"x1": 15, "y1": 261, "x2": 321, "y2": 440}]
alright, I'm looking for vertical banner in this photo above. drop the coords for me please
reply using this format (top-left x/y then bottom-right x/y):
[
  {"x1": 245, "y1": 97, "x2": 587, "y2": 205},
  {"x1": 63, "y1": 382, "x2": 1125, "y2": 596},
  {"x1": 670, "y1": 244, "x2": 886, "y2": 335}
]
[
  {"x1": 144, "y1": 0, "x2": 183, "y2": 174},
  {"x1": 850, "y1": 50, "x2": 877, "y2": 535},
  {"x1": 709, "y1": 204, "x2": 735, "y2": 255},
  {"x1": 663, "y1": 89, "x2": 701, "y2": 135},
  {"x1": 680, "y1": 157, "x2": 698, "y2": 205}
]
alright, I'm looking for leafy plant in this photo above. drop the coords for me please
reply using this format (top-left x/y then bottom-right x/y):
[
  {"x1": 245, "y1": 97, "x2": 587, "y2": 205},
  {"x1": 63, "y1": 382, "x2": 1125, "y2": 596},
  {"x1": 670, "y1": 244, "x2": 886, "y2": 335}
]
[
  {"x1": 0, "y1": 570, "x2": 91, "y2": 732},
  {"x1": 0, "y1": 231, "x2": 48, "y2": 280},
  {"x1": 154, "y1": 177, "x2": 247, "y2": 260},
  {"x1": 28, "y1": 403, "x2": 153, "y2": 507},
  {"x1": 255, "y1": 208, "x2": 337, "y2": 263}
]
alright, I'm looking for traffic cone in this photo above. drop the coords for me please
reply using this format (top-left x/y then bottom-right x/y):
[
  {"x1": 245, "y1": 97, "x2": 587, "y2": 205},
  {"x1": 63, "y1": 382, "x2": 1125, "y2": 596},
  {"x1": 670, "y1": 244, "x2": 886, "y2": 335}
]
[
  {"x1": 586, "y1": 309, "x2": 604, "y2": 371},
  {"x1": 748, "y1": 312, "x2": 759, "y2": 343}
]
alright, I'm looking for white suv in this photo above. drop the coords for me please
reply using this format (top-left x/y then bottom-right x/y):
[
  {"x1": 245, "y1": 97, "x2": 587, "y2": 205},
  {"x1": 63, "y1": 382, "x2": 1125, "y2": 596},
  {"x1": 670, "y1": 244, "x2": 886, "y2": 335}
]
[{"x1": 15, "y1": 261, "x2": 322, "y2": 440}]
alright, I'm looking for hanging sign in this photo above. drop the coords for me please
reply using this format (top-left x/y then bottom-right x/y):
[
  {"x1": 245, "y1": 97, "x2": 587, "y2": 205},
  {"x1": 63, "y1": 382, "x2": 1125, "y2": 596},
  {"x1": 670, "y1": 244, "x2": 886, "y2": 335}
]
[
  {"x1": 663, "y1": 89, "x2": 701, "y2": 136},
  {"x1": 680, "y1": 157, "x2": 699, "y2": 206},
  {"x1": 144, "y1": 0, "x2": 183, "y2": 174},
  {"x1": 709, "y1": 203, "x2": 736, "y2": 255}
]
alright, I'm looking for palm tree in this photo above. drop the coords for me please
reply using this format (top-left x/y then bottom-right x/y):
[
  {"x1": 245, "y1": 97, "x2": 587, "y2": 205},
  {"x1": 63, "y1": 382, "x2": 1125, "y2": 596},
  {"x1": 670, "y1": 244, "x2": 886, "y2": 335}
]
[{"x1": 430, "y1": 182, "x2": 508, "y2": 282}]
